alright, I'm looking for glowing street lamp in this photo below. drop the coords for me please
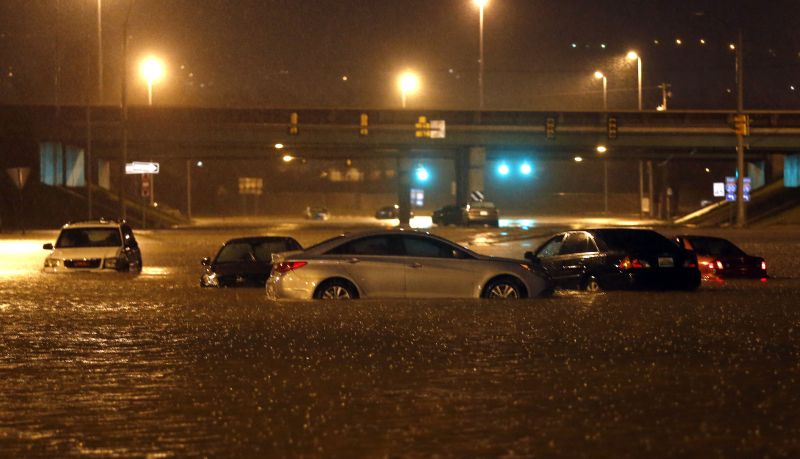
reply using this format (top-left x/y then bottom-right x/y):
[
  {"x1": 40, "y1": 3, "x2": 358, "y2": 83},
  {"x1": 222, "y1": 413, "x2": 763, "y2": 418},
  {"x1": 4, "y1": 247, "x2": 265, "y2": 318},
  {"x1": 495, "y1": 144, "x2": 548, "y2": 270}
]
[
  {"x1": 139, "y1": 56, "x2": 165, "y2": 105},
  {"x1": 594, "y1": 71, "x2": 607, "y2": 111},
  {"x1": 398, "y1": 71, "x2": 420, "y2": 108},
  {"x1": 626, "y1": 51, "x2": 642, "y2": 111}
]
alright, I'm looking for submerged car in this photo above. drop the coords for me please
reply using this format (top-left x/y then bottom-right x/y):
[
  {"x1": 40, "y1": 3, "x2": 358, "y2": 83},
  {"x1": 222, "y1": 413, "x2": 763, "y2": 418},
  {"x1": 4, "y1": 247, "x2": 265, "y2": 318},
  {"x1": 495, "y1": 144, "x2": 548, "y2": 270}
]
[
  {"x1": 432, "y1": 201, "x2": 499, "y2": 227},
  {"x1": 267, "y1": 229, "x2": 552, "y2": 300},
  {"x1": 674, "y1": 235, "x2": 767, "y2": 279},
  {"x1": 42, "y1": 219, "x2": 142, "y2": 273},
  {"x1": 374, "y1": 204, "x2": 413, "y2": 220},
  {"x1": 201, "y1": 236, "x2": 302, "y2": 287},
  {"x1": 529, "y1": 228, "x2": 700, "y2": 291},
  {"x1": 304, "y1": 206, "x2": 330, "y2": 220}
]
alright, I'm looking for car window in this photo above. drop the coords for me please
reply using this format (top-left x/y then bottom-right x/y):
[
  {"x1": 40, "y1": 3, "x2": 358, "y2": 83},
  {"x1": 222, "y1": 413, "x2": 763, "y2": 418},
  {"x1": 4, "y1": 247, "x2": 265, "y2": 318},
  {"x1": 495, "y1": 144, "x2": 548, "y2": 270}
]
[
  {"x1": 122, "y1": 225, "x2": 137, "y2": 246},
  {"x1": 217, "y1": 242, "x2": 256, "y2": 263},
  {"x1": 56, "y1": 228, "x2": 122, "y2": 248},
  {"x1": 687, "y1": 238, "x2": 745, "y2": 257},
  {"x1": 402, "y1": 235, "x2": 467, "y2": 258},
  {"x1": 327, "y1": 236, "x2": 400, "y2": 256},
  {"x1": 559, "y1": 232, "x2": 594, "y2": 255},
  {"x1": 536, "y1": 235, "x2": 565, "y2": 257},
  {"x1": 252, "y1": 240, "x2": 298, "y2": 262},
  {"x1": 595, "y1": 230, "x2": 677, "y2": 253}
]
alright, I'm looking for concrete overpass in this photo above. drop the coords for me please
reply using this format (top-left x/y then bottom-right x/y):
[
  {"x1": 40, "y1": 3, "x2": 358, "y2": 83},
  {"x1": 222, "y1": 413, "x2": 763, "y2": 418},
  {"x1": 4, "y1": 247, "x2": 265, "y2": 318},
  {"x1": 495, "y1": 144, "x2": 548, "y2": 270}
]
[{"x1": 2, "y1": 105, "x2": 799, "y2": 223}]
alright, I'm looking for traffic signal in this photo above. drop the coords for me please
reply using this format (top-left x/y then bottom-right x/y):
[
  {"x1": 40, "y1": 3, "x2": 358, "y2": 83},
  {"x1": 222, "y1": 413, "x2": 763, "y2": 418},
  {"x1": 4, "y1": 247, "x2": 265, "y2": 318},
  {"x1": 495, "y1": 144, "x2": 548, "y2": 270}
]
[
  {"x1": 359, "y1": 113, "x2": 368, "y2": 136},
  {"x1": 545, "y1": 117, "x2": 556, "y2": 140},
  {"x1": 415, "y1": 116, "x2": 430, "y2": 138},
  {"x1": 289, "y1": 112, "x2": 299, "y2": 136},
  {"x1": 733, "y1": 114, "x2": 749, "y2": 136},
  {"x1": 607, "y1": 116, "x2": 618, "y2": 139}
]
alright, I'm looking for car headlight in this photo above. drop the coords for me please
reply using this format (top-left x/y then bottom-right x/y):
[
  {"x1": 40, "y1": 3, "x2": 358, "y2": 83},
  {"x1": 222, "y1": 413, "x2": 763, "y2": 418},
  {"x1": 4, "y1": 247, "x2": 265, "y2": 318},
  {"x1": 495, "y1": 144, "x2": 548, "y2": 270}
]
[
  {"x1": 103, "y1": 258, "x2": 118, "y2": 269},
  {"x1": 44, "y1": 258, "x2": 61, "y2": 268}
]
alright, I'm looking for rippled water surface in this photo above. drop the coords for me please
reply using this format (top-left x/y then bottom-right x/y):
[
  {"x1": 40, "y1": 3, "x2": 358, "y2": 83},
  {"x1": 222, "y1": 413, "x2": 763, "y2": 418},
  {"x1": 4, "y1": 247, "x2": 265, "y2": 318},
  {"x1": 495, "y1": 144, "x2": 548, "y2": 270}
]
[{"x1": 1, "y1": 227, "x2": 800, "y2": 457}]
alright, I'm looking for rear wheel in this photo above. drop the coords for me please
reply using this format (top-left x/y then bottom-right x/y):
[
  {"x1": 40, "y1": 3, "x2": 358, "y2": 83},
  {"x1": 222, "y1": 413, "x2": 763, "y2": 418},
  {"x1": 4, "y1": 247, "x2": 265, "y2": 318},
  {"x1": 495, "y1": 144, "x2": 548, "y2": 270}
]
[
  {"x1": 315, "y1": 279, "x2": 358, "y2": 300},
  {"x1": 584, "y1": 275, "x2": 602, "y2": 292},
  {"x1": 483, "y1": 277, "x2": 526, "y2": 299}
]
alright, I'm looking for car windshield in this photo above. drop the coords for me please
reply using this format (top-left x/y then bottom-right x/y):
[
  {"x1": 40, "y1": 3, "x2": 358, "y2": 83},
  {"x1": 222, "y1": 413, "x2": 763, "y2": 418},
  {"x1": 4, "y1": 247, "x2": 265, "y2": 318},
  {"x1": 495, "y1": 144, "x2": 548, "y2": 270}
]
[
  {"x1": 55, "y1": 228, "x2": 122, "y2": 248},
  {"x1": 688, "y1": 238, "x2": 746, "y2": 257},
  {"x1": 467, "y1": 201, "x2": 495, "y2": 209},
  {"x1": 594, "y1": 230, "x2": 677, "y2": 253}
]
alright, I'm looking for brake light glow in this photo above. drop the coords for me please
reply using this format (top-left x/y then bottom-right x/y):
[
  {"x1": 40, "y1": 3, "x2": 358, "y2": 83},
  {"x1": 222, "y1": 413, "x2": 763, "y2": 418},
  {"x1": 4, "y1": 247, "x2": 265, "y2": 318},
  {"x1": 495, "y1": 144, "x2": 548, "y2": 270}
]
[
  {"x1": 617, "y1": 257, "x2": 650, "y2": 270},
  {"x1": 715, "y1": 260, "x2": 724, "y2": 270},
  {"x1": 274, "y1": 261, "x2": 307, "y2": 274}
]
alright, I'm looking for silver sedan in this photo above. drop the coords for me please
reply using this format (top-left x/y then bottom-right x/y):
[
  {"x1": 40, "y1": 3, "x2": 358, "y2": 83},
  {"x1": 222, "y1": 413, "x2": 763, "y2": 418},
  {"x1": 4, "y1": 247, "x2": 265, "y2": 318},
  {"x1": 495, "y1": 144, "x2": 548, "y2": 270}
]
[{"x1": 266, "y1": 229, "x2": 553, "y2": 300}]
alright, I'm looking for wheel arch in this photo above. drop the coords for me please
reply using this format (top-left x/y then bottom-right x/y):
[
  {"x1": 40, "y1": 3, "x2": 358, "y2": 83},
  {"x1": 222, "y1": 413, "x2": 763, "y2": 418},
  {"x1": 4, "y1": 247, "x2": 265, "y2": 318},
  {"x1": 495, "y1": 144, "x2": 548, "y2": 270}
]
[
  {"x1": 480, "y1": 274, "x2": 529, "y2": 299},
  {"x1": 314, "y1": 277, "x2": 361, "y2": 299}
]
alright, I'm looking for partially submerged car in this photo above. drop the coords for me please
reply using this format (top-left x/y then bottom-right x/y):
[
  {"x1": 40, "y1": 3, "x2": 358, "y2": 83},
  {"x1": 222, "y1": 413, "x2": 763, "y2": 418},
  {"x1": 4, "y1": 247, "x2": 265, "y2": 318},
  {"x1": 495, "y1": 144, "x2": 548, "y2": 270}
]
[
  {"x1": 304, "y1": 207, "x2": 330, "y2": 220},
  {"x1": 42, "y1": 219, "x2": 142, "y2": 273},
  {"x1": 267, "y1": 229, "x2": 552, "y2": 300},
  {"x1": 432, "y1": 201, "x2": 499, "y2": 227},
  {"x1": 529, "y1": 228, "x2": 700, "y2": 291},
  {"x1": 201, "y1": 236, "x2": 302, "y2": 287},
  {"x1": 674, "y1": 235, "x2": 767, "y2": 279}
]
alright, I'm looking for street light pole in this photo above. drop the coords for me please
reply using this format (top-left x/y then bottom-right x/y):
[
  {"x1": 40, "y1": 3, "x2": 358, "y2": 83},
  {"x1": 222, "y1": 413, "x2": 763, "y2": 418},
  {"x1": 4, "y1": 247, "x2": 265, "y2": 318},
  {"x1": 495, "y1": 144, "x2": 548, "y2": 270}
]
[
  {"x1": 735, "y1": 29, "x2": 746, "y2": 227},
  {"x1": 594, "y1": 71, "x2": 607, "y2": 111},
  {"x1": 477, "y1": 0, "x2": 485, "y2": 110},
  {"x1": 97, "y1": 0, "x2": 103, "y2": 104},
  {"x1": 636, "y1": 56, "x2": 642, "y2": 110},
  {"x1": 119, "y1": 0, "x2": 134, "y2": 220},
  {"x1": 186, "y1": 159, "x2": 192, "y2": 220}
]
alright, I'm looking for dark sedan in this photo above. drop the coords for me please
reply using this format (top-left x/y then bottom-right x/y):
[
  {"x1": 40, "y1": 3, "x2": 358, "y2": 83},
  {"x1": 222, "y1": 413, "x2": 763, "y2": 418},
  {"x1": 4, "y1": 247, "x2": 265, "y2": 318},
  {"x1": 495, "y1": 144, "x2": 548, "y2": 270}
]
[
  {"x1": 432, "y1": 201, "x2": 499, "y2": 227},
  {"x1": 675, "y1": 235, "x2": 767, "y2": 280},
  {"x1": 527, "y1": 228, "x2": 700, "y2": 291},
  {"x1": 200, "y1": 236, "x2": 302, "y2": 287}
]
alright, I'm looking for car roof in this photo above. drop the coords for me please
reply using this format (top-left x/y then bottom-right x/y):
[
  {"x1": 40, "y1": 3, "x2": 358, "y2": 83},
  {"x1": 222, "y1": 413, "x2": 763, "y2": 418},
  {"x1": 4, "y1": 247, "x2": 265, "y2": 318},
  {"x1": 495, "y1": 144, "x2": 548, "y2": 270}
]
[
  {"x1": 223, "y1": 236, "x2": 297, "y2": 245},
  {"x1": 674, "y1": 235, "x2": 726, "y2": 241},
  {"x1": 302, "y1": 228, "x2": 462, "y2": 254},
  {"x1": 62, "y1": 219, "x2": 124, "y2": 229}
]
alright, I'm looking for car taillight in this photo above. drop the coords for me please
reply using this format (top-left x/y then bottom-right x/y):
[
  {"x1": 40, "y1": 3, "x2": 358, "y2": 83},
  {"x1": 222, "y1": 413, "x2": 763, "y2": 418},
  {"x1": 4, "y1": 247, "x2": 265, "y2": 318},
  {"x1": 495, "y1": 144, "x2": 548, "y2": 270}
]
[
  {"x1": 761, "y1": 261, "x2": 767, "y2": 271},
  {"x1": 617, "y1": 256, "x2": 650, "y2": 270},
  {"x1": 274, "y1": 261, "x2": 307, "y2": 274},
  {"x1": 715, "y1": 260, "x2": 724, "y2": 270}
]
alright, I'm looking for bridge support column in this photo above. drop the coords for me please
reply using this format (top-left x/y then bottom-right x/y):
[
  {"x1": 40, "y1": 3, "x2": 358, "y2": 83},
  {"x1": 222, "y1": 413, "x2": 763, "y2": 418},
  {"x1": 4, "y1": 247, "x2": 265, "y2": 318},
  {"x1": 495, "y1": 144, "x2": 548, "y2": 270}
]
[
  {"x1": 455, "y1": 147, "x2": 486, "y2": 206},
  {"x1": 396, "y1": 156, "x2": 412, "y2": 226},
  {"x1": 747, "y1": 161, "x2": 766, "y2": 189},
  {"x1": 785, "y1": 154, "x2": 800, "y2": 188}
]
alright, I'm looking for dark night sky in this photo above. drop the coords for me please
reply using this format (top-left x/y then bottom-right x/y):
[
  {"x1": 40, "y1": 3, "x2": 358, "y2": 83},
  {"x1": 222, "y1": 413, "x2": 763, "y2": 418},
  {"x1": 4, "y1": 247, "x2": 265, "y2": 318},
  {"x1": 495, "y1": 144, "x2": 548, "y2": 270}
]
[{"x1": 1, "y1": 0, "x2": 799, "y2": 110}]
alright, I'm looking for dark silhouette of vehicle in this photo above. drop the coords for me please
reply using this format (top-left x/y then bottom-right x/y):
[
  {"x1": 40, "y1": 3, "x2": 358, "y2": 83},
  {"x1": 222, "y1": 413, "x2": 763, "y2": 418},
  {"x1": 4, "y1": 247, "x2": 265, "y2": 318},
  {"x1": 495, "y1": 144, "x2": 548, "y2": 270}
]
[
  {"x1": 432, "y1": 201, "x2": 499, "y2": 227},
  {"x1": 527, "y1": 228, "x2": 700, "y2": 292},
  {"x1": 201, "y1": 236, "x2": 302, "y2": 287},
  {"x1": 674, "y1": 235, "x2": 767, "y2": 279},
  {"x1": 374, "y1": 205, "x2": 414, "y2": 220}
]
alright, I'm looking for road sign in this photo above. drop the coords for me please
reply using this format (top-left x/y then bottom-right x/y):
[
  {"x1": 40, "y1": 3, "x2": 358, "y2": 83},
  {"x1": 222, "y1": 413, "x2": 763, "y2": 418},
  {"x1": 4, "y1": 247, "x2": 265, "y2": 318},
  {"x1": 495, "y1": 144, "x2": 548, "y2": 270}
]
[
  {"x1": 410, "y1": 188, "x2": 424, "y2": 207},
  {"x1": 470, "y1": 190, "x2": 485, "y2": 202},
  {"x1": 725, "y1": 177, "x2": 751, "y2": 202},
  {"x1": 6, "y1": 167, "x2": 31, "y2": 190},
  {"x1": 126, "y1": 162, "x2": 160, "y2": 174},
  {"x1": 713, "y1": 182, "x2": 725, "y2": 197},
  {"x1": 430, "y1": 120, "x2": 446, "y2": 139}
]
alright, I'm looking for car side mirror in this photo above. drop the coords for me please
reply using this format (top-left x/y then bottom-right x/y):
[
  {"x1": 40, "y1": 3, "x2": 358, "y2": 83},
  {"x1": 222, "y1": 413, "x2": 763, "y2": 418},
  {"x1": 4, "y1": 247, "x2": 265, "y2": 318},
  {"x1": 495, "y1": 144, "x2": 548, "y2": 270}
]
[
  {"x1": 524, "y1": 251, "x2": 536, "y2": 261},
  {"x1": 43, "y1": 243, "x2": 53, "y2": 250},
  {"x1": 201, "y1": 257, "x2": 211, "y2": 266}
]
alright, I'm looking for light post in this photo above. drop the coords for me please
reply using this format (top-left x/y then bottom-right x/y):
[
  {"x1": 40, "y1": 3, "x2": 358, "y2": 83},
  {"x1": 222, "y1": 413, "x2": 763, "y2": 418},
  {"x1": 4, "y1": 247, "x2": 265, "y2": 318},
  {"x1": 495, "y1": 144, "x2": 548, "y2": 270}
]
[
  {"x1": 398, "y1": 71, "x2": 419, "y2": 108},
  {"x1": 140, "y1": 56, "x2": 165, "y2": 105},
  {"x1": 186, "y1": 160, "x2": 202, "y2": 220},
  {"x1": 596, "y1": 145, "x2": 608, "y2": 213},
  {"x1": 626, "y1": 51, "x2": 642, "y2": 111},
  {"x1": 473, "y1": 0, "x2": 488, "y2": 109},
  {"x1": 97, "y1": 0, "x2": 103, "y2": 103},
  {"x1": 594, "y1": 71, "x2": 607, "y2": 111}
]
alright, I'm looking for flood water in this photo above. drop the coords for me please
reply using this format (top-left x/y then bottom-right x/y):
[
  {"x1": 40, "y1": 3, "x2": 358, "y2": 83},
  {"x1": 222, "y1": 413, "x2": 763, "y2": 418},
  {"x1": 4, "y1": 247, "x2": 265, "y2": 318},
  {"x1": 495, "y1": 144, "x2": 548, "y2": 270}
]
[{"x1": 1, "y1": 225, "x2": 799, "y2": 457}]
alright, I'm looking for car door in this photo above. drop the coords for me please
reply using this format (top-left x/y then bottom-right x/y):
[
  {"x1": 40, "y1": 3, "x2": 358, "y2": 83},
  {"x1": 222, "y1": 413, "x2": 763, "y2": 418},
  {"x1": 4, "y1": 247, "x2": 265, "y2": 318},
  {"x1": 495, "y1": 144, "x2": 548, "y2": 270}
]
[
  {"x1": 535, "y1": 234, "x2": 566, "y2": 284},
  {"x1": 327, "y1": 235, "x2": 406, "y2": 298},
  {"x1": 399, "y1": 235, "x2": 478, "y2": 298},
  {"x1": 555, "y1": 232, "x2": 602, "y2": 289}
]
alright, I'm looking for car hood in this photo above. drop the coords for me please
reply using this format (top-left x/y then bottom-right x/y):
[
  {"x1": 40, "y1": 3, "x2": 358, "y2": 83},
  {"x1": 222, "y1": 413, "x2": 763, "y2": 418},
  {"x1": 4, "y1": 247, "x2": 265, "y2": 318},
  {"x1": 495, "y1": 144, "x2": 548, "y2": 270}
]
[{"x1": 49, "y1": 247, "x2": 121, "y2": 259}]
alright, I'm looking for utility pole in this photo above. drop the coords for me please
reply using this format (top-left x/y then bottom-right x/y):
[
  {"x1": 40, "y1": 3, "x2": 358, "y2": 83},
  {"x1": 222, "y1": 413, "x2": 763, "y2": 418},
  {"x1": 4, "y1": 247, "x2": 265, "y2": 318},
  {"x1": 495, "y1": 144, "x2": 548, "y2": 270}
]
[
  {"x1": 119, "y1": 0, "x2": 134, "y2": 220},
  {"x1": 735, "y1": 29, "x2": 746, "y2": 227}
]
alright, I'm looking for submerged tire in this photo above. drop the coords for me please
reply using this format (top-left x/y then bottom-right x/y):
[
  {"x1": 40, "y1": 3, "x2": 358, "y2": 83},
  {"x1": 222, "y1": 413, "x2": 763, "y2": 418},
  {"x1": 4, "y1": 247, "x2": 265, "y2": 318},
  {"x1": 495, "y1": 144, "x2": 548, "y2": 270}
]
[
  {"x1": 483, "y1": 277, "x2": 526, "y2": 299},
  {"x1": 315, "y1": 279, "x2": 358, "y2": 300},
  {"x1": 584, "y1": 275, "x2": 602, "y2": 293}
]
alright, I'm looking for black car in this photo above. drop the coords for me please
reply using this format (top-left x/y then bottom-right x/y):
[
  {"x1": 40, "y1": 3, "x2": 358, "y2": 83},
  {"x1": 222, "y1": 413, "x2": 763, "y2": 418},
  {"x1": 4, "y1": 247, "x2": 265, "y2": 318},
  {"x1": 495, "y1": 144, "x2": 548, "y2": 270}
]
[
  {"x1": 432, "y1": 201, "x2": 499, "y2": 227},
  {"x1": 200, "y1": 236, "x2": 302, "y2": 287},
  {"x1": 374, "y1": 205, "x2": 413, "y2": 220},
  {"x1": 675, "y1": 235, "x2": 767, "y2": 279},
  {"x1": 527, "y1": 228, "x2": 700, "y2": 291}
]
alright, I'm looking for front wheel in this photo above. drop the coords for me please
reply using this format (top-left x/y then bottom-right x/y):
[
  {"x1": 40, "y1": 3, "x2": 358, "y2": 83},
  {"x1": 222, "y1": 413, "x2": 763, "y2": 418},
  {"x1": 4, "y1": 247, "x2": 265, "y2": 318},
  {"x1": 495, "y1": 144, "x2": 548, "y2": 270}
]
[
  {"x1": 315, "y1": 280, "x2": 358, "y2": 300},
  {"x1": 483, "y1": 277, "x2": 525, "y2": 299}
]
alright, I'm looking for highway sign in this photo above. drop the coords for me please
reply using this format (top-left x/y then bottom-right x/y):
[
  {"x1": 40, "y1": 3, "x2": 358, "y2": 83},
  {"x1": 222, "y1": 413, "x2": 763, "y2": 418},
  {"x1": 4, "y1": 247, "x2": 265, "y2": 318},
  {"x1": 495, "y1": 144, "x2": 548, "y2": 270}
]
[
  {"x1": 713, "y1": 182, "x2": 725, "y2": 197},
  {"x1": 725, "y1": 177, "x2": 751, "y2": 202},
  {"x1": 470, "y1": 190, "x2": 485, "y2": 202},
  {"x1": 430, "y1": 120, "x2": 446, "y2": 139}
]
